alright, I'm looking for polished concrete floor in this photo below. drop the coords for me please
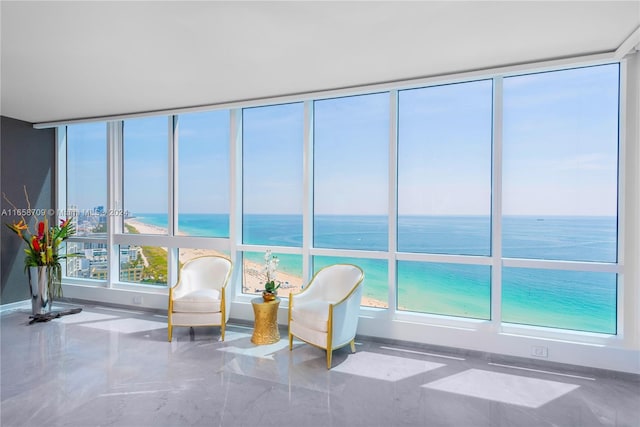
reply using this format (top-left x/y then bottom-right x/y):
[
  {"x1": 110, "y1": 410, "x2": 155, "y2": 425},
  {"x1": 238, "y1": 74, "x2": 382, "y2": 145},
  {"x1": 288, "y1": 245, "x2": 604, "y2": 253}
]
[{"x1": 1, "y1": 302, "x2": 639, "y2": 427}]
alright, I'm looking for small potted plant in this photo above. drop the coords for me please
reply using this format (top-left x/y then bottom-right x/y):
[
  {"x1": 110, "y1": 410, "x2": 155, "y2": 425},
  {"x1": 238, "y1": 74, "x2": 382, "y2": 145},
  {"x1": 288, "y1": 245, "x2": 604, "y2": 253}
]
[{"x1": 262, "y1": 249, "x2": 280, "y2": 301}]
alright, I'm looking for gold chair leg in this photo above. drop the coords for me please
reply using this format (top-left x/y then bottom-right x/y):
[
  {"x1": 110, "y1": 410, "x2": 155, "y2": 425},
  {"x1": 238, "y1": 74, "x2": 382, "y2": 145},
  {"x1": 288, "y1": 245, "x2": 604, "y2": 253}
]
[
  {"x1": 221, "y1": 322, "x2": 225, "y2": 341},
  {"x1": 168, "y1": 323, "x2": 173, "y2": 342},
  {"x1": 326, "y1": 349, "x2": 332, "y2": 369},
  {"x1": 289, "y1": 332, "x2": 293, "y2": 350},
  {"x1": 350, "y1": 339, "x2": 356, "y2": 353}
]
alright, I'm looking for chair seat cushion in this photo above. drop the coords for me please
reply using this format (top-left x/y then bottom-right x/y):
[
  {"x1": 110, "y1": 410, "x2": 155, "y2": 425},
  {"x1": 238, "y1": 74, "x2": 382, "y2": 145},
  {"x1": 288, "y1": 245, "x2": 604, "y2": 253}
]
[
  {"x1": 291, "y1": 300, "x2": 330, "y2": 332},
  {"x1": 173, "y1": 289, "x2": 221, "y2": 313}
]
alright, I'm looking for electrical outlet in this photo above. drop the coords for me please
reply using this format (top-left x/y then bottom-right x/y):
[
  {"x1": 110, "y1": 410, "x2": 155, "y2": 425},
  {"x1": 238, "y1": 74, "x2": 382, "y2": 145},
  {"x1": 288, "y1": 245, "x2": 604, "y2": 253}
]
[
  {"x1": 531, "y1": 345, "x2": 548, "y2": 358},
  {"x1": 133, "y1": 296, "x2": 143, "y2": 304}
]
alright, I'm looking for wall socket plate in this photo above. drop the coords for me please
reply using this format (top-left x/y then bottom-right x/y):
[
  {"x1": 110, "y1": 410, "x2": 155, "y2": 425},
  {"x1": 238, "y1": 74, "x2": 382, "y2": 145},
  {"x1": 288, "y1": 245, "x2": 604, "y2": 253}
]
[{"x1": 531, "y1": 345, "x2": 548, "y2": 358}]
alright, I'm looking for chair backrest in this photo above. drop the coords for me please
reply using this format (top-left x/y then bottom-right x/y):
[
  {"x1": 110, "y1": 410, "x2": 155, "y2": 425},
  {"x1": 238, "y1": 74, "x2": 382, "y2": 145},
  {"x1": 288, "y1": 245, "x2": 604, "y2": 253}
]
[
  {"x1": 178, "y1": 256, "x2": 232, "y2": 293},
  {"x1": 311, "y1": 264, "x2": 364, "y2": 302}
]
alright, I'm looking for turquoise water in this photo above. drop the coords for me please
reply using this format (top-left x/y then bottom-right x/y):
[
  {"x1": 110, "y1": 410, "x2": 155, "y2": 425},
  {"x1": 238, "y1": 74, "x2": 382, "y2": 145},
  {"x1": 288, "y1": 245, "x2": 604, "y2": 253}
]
[{"x1": 134, "y1": 213, "x2": 618, "y2": 334}]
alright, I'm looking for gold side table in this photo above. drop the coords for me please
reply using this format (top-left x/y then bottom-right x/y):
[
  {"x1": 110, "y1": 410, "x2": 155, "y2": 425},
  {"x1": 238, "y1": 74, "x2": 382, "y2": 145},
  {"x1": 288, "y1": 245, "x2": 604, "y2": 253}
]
[{"x1": 250, "y1": 297, "x2": 281, "y2": 345}]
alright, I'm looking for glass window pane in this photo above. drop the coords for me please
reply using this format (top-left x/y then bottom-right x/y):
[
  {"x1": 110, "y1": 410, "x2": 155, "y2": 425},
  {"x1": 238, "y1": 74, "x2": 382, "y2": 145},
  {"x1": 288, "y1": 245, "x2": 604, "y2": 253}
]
[
  {"x1": 313, "y1": 216, "x2": 386, "y2": 251},
  {"x1": 65, "y1": 241, "x2": 107, "y2": 280},
  {"x1": 119, "y1": 244, "x2": 166, "y2": 285},
  {"x1": 502, "y1": 216, "x2": 617, "y2": 262},
  {"x1": 124, "y1": 218, "x2": 166, "y2": 235},
  {"x1": 397, "y1": 80, "x2": 493, "y2": 256},
  {"x1": 177, "y1": 111, "x2": 230, "y2": 238},
  {"x1": 242, "y1": 251, "x2": 302, "y2": 299},
  {"x1": 242, "y1": 215, "x2": 302, "y2": 247},
  {"x1": 66, "y1": 123, "x2": 107, "y2": 236},
  {"x1": 313, "y1": 256, "x2": 388, "y2": 308},
  {"x1": 123, "y1": 116, "x2": 169, "y2": 234},
  {"x1": 397, "y1": 261, "x2": 491, "y2": 319},
  {"x1": 242, "y1": 103, "x2": 303, "y2": 246},
  {"x1": 502, "y1": 268, "x2": 617, "y2": 334},
  {"x1": 313, "y1": 93, "x2": 389, "y2": 250},
  {"x1": 502, "y1": 64, "x2": 619, "y2": 262}
]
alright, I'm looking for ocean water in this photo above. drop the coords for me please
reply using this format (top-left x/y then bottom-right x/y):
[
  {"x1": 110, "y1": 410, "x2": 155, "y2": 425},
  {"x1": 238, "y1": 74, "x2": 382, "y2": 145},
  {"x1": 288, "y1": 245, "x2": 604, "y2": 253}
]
[{"x1": 133, "y1": 213, "x2": 618, "y2": 334}]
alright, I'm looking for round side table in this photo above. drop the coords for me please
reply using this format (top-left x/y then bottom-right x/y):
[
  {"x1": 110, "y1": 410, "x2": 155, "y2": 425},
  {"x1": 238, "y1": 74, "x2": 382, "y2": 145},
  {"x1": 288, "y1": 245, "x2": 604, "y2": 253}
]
[{"x1": 250, "y1": 297, "x2": 280, "y2": 345}]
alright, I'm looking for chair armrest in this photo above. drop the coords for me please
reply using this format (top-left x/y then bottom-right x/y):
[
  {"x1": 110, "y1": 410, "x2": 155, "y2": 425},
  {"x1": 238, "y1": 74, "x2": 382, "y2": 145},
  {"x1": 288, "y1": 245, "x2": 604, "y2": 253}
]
[{"x1": 170, "y1": 279, "x2": 188, "y2": 300}]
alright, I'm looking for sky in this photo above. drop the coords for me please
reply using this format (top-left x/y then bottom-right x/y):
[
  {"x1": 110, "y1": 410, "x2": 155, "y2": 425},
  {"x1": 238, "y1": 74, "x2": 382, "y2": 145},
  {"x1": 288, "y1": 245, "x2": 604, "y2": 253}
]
[
  {"x1": 66, "y1": 63, "x2": 620, "y2": 217},
  {"x1": 243, "y1": 102, "x2": 303, "y2": 215},
  {"x1": 502, "y1": 64, "x2": 619, "y2": 216}
]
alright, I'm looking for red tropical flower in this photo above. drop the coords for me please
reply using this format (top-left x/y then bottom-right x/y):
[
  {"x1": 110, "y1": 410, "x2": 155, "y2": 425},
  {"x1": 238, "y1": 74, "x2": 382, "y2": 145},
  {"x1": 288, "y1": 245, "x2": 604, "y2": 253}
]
[{"x1": 31, "y1": 236, "x2": 41, "y2": 252}]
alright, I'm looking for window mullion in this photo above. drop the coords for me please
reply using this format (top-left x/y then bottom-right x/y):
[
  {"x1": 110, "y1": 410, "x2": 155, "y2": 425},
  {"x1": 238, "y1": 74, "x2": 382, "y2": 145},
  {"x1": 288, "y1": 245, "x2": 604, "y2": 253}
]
[
  {"x1": 388, "y1": 90, "x2": 398, "y2": 315},
  {"x1": 303, "y1": 100, "x2": 313, "y2": 282},
  {"x1": 229, "y1": 108, "x2": 242, "y2": 300},
  {"x1": 108, "y1": 121, "x2": 123, "y2": 286},
  {"x1": 491, "y1": 77, "x2": 504, "y2": 329},
  {"x1": 167, "y1": 115, "x2": 179, "y2": 288}
]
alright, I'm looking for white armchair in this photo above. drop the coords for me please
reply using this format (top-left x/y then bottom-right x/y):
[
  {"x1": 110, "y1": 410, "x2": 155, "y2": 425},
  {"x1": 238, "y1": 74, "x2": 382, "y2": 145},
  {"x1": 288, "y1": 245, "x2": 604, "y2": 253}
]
[
  {"x1": 288, "y1": 264, "x2": 364, "y2": 369},
  {"x1": 168, "y1": 255, "x2": 232, "y2": 342}
]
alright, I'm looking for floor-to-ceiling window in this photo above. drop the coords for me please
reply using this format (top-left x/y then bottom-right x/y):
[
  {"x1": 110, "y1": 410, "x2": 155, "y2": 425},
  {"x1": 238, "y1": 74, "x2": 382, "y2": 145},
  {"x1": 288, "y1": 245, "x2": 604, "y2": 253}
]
[
  {"x1": 57, "y1": 61, "x2": 622, "y2": 338},
  {"x1": 501, "y1": 64, "x2": 620, "y2": 334},
  {"x1": 397, "y1": 80, "x2": 493, "y2": 319},
  {"x1": 121, "y1": 116, "x2": 170, "y2": 285},
  {"x1": 241, "y1": 103, "x2": 304, "y2": 298},
  {"x1": 119, "y1": 113, "x2": 232, "y2": 287},
  {"x1": 176, "y1": 110, "x2": 231, "y2": 267},
  {"x1": 313, "y1": 93, "x2": 390, "y2": 308},
  {"x1": 65, "y1": 122, "x2": 108, "y2": 280}
]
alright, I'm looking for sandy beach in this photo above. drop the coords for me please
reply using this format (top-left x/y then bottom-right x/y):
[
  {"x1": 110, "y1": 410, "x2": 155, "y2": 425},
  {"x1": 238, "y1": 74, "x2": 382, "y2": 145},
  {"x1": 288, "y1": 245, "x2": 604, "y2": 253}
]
[
  {"x1": 125, "y1": 218, "x2": 169, "y2": 236},
  {"x1": 124, "y1": 218, "x2": 387, "y2": 308}
]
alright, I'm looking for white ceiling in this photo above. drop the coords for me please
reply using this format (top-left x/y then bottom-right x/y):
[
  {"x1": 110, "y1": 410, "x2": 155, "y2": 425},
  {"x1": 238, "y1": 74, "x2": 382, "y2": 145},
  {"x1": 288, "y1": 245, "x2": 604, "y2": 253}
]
[{"x1": 1, "y1": 1, "x2": 639, "y2": 124}]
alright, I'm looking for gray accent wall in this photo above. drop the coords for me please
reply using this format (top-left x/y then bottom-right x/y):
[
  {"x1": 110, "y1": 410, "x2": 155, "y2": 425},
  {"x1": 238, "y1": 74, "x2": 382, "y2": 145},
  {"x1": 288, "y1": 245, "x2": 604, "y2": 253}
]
[{"x1": 1, "y1": 116, "x2": 55, "y2": 305}]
